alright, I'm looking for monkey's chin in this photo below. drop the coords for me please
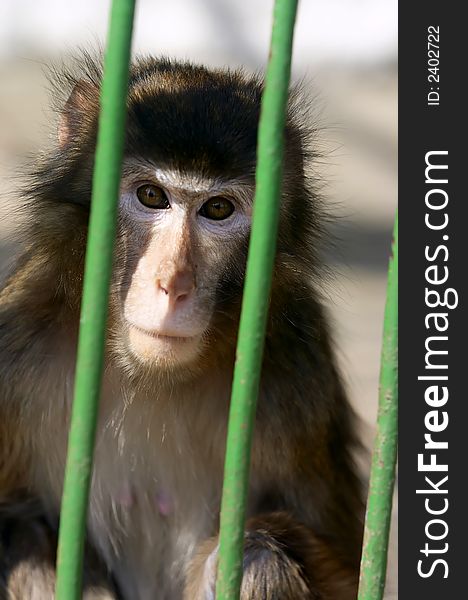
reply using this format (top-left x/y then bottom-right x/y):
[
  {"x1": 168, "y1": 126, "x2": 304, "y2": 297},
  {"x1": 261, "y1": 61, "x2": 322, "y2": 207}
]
[{"x1": 126, "y1": 325, "x2": 202, "y2": 368}]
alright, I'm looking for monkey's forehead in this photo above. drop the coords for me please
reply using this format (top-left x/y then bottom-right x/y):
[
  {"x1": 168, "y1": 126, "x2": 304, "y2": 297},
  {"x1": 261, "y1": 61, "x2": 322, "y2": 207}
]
[{"x1": 123, "y1": 59, "x2": 265, "y2": 179}]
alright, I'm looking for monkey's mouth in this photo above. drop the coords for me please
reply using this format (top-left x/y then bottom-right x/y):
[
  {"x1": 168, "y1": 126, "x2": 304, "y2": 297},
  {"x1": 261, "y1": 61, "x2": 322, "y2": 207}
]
[
  {"x1": 124, "y1": 322, "x2": 204, "y2": 365},
  {"x1": 130, "y1": 325, "x2": 196, "y2": 344}
]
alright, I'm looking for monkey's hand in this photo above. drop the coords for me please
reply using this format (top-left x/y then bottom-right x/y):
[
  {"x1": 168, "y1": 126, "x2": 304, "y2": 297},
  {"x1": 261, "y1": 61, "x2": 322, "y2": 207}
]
[
  {"x1": 0, "y1": 497, "x2": 118, "y2": 600},
  {"x1": 185, "y1": 512, "x2": 358, "y2": 600}
]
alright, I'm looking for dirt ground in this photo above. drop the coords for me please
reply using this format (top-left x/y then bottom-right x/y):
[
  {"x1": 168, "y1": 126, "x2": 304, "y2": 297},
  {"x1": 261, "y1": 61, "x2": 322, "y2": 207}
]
[{"x1": 0, "y1": 57, "x2": 397, "y2": 597}]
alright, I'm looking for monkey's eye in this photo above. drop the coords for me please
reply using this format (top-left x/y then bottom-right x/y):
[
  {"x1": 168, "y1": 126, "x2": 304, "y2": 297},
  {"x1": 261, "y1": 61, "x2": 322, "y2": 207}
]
[
  {"x1": 136, "y1": 185, "x2": 170, "y2": 209},
  {"x1": 199, "y1": 197, "x2": 235, "y2": 221}
]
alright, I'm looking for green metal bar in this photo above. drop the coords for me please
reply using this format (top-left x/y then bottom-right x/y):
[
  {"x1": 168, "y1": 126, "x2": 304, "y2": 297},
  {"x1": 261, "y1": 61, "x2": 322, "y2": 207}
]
[
  {"x1": 55, "y1": 1, "x2": 135, "y2": 598},
  {"x1": 358, "y1": 212, "x2": 398, "y2": 600},
  {"x1": 216, "y1": 1, "x2": 298, "y2": 598}
]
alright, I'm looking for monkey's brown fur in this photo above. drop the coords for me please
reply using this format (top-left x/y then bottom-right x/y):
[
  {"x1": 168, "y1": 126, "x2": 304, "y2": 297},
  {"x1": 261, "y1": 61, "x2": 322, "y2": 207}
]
[{"x1": 0, "y1": 55, "x2": 363, "y2": 599}]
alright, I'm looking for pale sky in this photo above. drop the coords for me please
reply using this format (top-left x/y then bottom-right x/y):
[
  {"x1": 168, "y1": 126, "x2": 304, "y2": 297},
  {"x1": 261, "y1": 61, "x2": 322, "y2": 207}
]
[{"x1": 0, "y1": 0, "x2": 397, "y2": 67}]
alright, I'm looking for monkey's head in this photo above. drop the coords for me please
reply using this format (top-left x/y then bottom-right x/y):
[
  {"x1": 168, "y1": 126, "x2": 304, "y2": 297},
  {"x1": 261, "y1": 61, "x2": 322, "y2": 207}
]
[{"x1": 29, "y1": 56, "x2": 319, "y2": 375}]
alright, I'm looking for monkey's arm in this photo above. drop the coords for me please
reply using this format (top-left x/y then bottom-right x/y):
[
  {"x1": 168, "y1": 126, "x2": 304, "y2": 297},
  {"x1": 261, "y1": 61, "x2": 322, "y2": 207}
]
[
  {"x1": 0, "y1": 262, "x2": 116, "y2": 599},
  {"x1": 187, "y1": 293, "x2": 363, "y2": 600},
  {"x1": 186, "y1": 402, "x2": 362, "y2": 599},
  {"x1": 185, "y1": 512, "x2": 358, "y2": 600},
  {"x1": 0, "y1": 498, "x2": 118, "y2": 600}
]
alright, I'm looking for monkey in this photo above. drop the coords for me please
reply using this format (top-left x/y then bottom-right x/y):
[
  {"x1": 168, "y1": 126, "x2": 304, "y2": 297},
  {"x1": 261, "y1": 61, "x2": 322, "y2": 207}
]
[{"x1": 0, "y1": 54, "x2": 364, "y2": 599}]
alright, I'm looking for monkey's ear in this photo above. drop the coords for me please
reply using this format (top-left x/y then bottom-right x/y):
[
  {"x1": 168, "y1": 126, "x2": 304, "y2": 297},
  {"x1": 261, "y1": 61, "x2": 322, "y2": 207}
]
[{"x1": 58, "y1": 79, "x2": 98, "y2": 147}]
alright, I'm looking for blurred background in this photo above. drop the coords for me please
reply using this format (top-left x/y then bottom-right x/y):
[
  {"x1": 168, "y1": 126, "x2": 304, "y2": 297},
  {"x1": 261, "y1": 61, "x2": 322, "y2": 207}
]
[{"x1": 0, "y1": 0, "x2": 397, "y2": 596}]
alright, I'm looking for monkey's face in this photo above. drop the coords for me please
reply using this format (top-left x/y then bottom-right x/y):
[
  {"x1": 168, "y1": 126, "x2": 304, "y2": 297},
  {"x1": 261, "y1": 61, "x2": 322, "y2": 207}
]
[
  {"x1": 45, "y1": 58, "x2": 308, "y2": 372},
  {"x1": 112, "y1": 164, "x2": 252, "y2": 370}
]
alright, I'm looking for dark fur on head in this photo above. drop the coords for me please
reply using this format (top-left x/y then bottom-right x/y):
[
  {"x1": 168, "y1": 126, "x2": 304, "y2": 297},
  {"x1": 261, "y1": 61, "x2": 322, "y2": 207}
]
[
  {"x1": 18, "y1": 53, "x2": 330, "y2": 376},
  {"x1": 30, "y1": 51, "x2": 325, "y2": 264}
]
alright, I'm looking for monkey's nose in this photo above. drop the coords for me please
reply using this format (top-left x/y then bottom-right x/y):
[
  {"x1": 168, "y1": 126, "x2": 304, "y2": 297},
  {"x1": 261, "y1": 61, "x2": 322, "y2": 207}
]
[{"x1": 157, "y1": 270, "x2": 195, "y2": 304}]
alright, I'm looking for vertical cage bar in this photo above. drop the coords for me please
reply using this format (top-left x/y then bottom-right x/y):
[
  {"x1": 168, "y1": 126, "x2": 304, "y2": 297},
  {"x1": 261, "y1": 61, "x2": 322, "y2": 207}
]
[
  {"x1": 358, "y1": 212, "x2": 398, "y2": 600},
  {"x1": 55, "y1": 1, "x2": 136, "y2": 598},
  {"x1": 215, "y1": 1, "x2": 298, "y2": 598}
]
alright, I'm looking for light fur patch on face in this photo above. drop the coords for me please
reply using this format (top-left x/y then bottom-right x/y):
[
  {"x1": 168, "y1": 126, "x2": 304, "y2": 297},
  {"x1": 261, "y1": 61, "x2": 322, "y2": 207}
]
[
  {"x1": 122, "y1": 161, "x2": 219, "y2": 195},
  {"x1": 116, "y1": 162, "x2": 253, "y2": 369},
  {"x1": 127, "y1": 326, "x2": 203, "y2": 367}
]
